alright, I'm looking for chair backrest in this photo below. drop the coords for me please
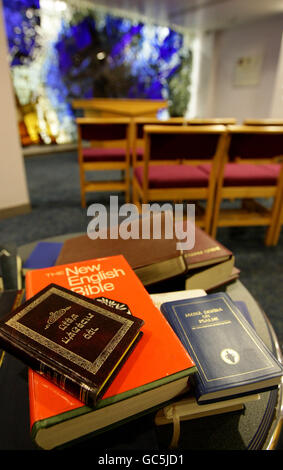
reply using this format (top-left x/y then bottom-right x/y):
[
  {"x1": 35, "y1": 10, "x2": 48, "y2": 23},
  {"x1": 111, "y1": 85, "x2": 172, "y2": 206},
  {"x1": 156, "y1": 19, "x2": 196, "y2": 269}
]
[
  {"x1": 243, "y1": 119, "x2": 283, "y2": 126},
  {"x1": 133, "y1": 117, "x2": 236, "y2": 140},
  {"x1": 226, "y1": 125, "x2": 283, "y2": 163},
  {"x1": 143, "y1": 125, "x2": 228, "y2": 164},
  {"x1": 76, "y1": 118, "x2": 131, "y2": 142},
  {"x1": 133, "y1": 117, "x2": 189, "y2": 139},
  {"x1": 188, "y1": 118, "x2": 236, "y2": 126}
]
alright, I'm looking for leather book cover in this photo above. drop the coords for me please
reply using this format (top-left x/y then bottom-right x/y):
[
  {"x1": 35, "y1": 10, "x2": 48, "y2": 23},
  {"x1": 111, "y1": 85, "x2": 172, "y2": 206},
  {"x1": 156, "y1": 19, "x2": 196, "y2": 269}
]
[
  {"x1": 55, "y1": 213, "x2": 187, "y2": 285},
  {"x1": 0, "y1": 283, "x2": 144, "y2": 406},
  {"x1": 55, "y1": 221, "x2": 232, "y2": 282},
  {"x1": 160, "y1": 292, "x2": 283, "y2": 403},
  {"x1": 55, "y1": 233, "x2": 182, "y2": 269},
  {"x1": 183, "y1": 224, "x2": 233, "y2": 270}
]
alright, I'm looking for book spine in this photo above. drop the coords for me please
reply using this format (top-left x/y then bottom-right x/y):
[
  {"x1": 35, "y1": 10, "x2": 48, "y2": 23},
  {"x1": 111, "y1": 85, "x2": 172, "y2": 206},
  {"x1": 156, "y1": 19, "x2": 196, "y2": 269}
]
[
  {"x1": 25, "y1": 272, "x2": 35, "y2": 300},
  {"x1": 0, "y1": 330, "x2": 97, "y2": 406},
  {"x1": 160, "y1": 304, "x2": 203, "y2": 398}
]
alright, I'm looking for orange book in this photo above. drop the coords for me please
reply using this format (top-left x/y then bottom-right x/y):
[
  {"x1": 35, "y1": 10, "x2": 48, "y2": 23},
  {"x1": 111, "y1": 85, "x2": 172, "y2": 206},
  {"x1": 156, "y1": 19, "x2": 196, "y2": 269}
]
[{"x1": 26, "y1": 255, "x2": 196, "y2": 449}]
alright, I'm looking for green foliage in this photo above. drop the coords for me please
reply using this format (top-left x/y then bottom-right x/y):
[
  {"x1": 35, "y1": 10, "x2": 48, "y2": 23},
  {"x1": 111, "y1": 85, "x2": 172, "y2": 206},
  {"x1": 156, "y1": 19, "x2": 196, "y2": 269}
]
[{"x1": 167, "y1": 51, "x2": 192, "y2": 117}]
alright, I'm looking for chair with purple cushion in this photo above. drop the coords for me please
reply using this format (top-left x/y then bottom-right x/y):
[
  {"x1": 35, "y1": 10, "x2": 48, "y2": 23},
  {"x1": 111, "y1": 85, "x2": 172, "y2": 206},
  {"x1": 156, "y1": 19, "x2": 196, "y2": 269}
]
[
  {"x1": 132, "y1": 124, "x2": 228, "y2": 234},
  {"x1": 209, "y1": 125, "x2": 283, "y2": 245},
  {"x1": 77, "y1": 118, "x2": 131, "y2": 207}
]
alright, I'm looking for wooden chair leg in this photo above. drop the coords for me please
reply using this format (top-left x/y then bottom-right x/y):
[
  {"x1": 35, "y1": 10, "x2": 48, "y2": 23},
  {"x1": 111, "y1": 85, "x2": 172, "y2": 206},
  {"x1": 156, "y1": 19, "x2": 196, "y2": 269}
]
[
  {"x1": 132, "y1": 179, "x2": 139, "y2": 205},
  {"x1": 264, "y1": 226, "x2": 274, "y2": 246},
  {"x1": 79, "y1": 167, "x2": 87, "y2": 208},
  {"x1": 264, "y1": 213, "x2": 276, "y2": 246},
  {"x1": 271, "y1": 219, "x2": 282, "y2": 246},
  {"x1": 210, "y1": 188, "x2": 222, "y2": 239},
  {"x1": 132, "y1": 180, "x2": 143, "y2": 213},
  {"x1": 204, "y1": 186, "x2": 216, "y2": 235},
  {"x1": 125, "y1": 168, "x2": 130, "y2": 204},
  {"x1": 267, "y1": 208, "x2": 282, "y2": 246},
  {"x1": 265, "y1": 191, "x2": 283, "y2": 246},
  {"x1": 81, "y1": 186, "x2": 86, "y2": 209}
]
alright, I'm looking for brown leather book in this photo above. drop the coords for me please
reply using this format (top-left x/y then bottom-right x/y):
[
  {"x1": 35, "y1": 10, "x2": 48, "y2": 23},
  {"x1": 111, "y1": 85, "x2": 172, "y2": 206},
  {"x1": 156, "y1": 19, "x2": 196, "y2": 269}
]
[
  {"x1": 55, "y1": 222, "x2": 232, "y2": 286},
  {"x1": 183, "y1": 225, "x2": 235, "y2": 290},
  {"x1": 184, "y1": 224, "x2": 233, "y2": 270},
  {"x1": 55, "y1": 214, "x2": 187, "y2": 286},
  {"x1": 0, "y1": 284, "x2": 144, "y2": 406},
  {"x1": 186, "y1": 264, "x2": 239, "y2": 291}
]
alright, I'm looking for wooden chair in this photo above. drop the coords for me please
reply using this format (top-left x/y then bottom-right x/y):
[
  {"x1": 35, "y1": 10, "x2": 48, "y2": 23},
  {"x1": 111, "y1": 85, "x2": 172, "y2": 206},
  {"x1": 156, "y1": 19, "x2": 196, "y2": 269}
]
[
  {"x1": 132, "y1": 125, "x2": 229, "y2": 233},
  {"x1": 209, "y1": 125, "x2": 283, "y2": 245},
  {"x1": 77, "y1": 118, "x2": 131, "y2": 207}
]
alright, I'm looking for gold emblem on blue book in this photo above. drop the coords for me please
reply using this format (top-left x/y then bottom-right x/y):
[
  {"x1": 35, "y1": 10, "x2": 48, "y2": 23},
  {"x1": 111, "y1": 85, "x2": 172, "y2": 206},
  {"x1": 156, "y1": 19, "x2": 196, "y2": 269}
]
[{"x1": 220, "y1": 348, "x2": 240, "y2": 365}]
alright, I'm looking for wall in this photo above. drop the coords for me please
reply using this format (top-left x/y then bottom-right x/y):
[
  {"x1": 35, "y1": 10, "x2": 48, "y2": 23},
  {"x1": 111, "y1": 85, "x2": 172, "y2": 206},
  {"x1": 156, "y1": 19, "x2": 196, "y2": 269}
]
[
  {"x1": 202, "y1": 15, "x2": 283, "y2": 121},
  {"x1": 270, "y1": 32, "x2": 283, "y2": 117},
  {"x1": 187, "y1": 31, "x2": 216, "y2": 118},
  {"x1": 0, "y1": 3, "x2": 30, "y2": 215}
]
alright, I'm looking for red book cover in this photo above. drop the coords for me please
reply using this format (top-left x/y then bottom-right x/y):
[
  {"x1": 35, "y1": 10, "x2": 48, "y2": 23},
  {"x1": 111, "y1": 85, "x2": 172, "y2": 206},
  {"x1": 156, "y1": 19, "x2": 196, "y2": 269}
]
[{"x1": 26, "y1": 255, "x2": 196, "y2": 449}]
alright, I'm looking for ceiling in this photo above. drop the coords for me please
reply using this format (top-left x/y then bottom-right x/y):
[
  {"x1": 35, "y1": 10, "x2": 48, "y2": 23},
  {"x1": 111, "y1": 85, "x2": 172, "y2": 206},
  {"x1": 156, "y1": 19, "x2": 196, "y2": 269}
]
[{"x1": 88, "y1": 0, "x2": 283, "y2": 32}]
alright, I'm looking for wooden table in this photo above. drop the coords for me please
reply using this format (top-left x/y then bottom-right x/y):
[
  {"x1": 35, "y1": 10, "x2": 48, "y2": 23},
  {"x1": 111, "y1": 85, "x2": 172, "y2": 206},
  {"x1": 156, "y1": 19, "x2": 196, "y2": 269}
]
[{"x1": 72, "y1": 98, "x2": 168, "y2": 118}]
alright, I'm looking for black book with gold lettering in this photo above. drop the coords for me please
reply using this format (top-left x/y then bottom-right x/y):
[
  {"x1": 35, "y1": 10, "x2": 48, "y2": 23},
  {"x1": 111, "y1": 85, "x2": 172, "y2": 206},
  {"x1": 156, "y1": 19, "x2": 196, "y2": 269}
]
[{"x1": 0, "y1": 284, "x2": 144, "y2": 406}]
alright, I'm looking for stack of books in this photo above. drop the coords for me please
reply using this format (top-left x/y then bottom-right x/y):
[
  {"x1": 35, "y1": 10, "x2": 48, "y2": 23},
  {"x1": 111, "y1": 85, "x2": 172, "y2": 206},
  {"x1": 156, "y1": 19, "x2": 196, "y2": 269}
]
[
  {"x1": 23, "y1": 224, "x2": 238, "y2": 291},
  {"x1": 0, "y1": 255, "x2": 197, "y2": 449},
  {"x1": 0, "y1": 223, "x2": 281, "y2": 450}
]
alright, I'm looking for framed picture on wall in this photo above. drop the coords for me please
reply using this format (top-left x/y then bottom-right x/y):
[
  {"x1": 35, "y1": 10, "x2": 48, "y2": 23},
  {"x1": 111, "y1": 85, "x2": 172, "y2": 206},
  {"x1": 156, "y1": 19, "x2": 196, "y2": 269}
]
[{"x1": 233, "y1": 54, "x2": 263, "y2": 86}]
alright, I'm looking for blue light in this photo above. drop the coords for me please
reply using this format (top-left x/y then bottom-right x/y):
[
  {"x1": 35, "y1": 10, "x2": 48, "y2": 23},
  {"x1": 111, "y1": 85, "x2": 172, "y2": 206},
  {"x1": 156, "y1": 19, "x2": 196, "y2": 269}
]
[{"x1": 2, "y1": 1, "x2": 192, "y2": 144}]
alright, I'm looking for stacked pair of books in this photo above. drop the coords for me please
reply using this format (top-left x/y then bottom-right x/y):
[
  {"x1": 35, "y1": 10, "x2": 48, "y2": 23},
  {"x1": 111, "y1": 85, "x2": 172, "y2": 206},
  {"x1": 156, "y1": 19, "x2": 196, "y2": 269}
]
[{"x1": 22, "y1": 224, "x2": 238, "y2": 292}]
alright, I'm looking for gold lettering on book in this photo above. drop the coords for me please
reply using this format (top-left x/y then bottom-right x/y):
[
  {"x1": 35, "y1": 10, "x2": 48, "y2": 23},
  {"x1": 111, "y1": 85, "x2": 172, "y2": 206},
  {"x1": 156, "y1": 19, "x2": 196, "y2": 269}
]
[
  {"x1": 192, "y1": 320, "x2": 231, "y2": 330},
  {"x1": 185, "y1": 311, "x2": 202, "y2": 317},
  {"x1": 58, "y1": 313, "x2": 79, "y2": 331},
  {"x1": 45, "y1": 306, "x2": 71, "y2": 330},
  {"x1": 186, "y1": 245, "x2": 221, "y2": 257},
  {"x1": 203, "y1": 308, "x2": 223, "y2": 314},
  {"x1": 184, "y1": 307, "x2": 225, "y2": 327},
  {"x1": 61, "y1": 312, "x2": 95, "y2": 344}
]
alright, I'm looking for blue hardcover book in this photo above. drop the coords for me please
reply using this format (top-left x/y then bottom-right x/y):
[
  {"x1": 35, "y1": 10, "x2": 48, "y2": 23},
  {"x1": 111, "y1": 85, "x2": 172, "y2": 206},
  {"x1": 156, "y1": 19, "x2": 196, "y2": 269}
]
[
  {"x1": 234, "y1": 301, "x2": 254, "y2": 329},
  {"x1": 160, "y1": 292, "x2": 283, "y2": 404},
  {"x1": 22, "y1": 242, "x2": 63, "y2": 274}
]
